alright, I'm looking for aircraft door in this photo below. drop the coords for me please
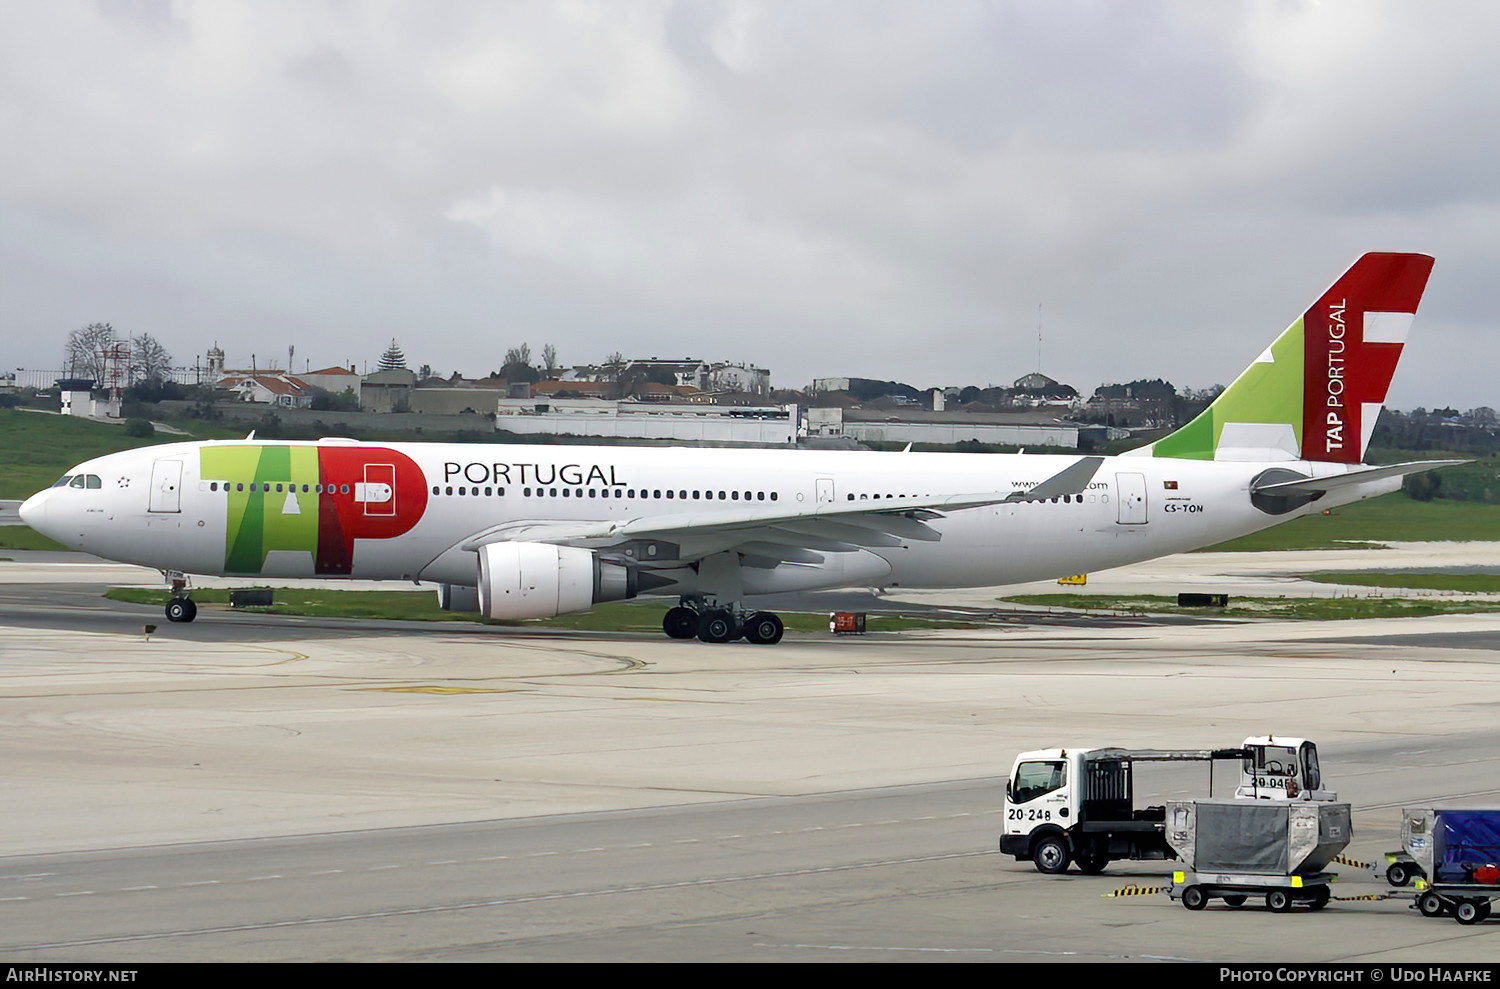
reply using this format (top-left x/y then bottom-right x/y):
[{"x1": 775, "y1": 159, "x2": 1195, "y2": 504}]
[
  {"x1": 359, "y1": 463, "x2": 396, "y2": 517},
  {"x1": 815, "y1": 477, "x2": 835, "y2": 505},
  {"x1": 148, "y1": 459, "x2": 183, "y2": 513},
  {"x1": 1115, "y1": 472, "x2": 1147, "y2": 524}
]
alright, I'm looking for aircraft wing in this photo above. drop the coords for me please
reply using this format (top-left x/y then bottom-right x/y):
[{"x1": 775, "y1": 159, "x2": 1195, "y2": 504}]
[
  {"x1": 449, "y1": 456, "x2": 1105, "y2": 568},
  {"x1": 1250, "y1": 460, "x2": 1469, "y2": 497}
]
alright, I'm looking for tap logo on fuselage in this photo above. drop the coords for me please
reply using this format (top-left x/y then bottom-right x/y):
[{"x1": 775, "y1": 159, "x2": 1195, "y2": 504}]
[{"x1": 201, "y1": 445, "x2": 428, "y2": 575}]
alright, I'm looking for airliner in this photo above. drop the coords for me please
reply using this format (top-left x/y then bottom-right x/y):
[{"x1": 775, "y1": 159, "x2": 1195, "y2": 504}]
[{"x1": 20, "y1": 253, "x2": 1460, "y2": 644}]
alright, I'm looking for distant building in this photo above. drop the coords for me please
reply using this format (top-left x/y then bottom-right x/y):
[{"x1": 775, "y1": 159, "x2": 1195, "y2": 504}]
[
  {"x1": 496, "y1": 398, "x2": 797, "y2": 445},
  {"x1": 1013, "y1": 372, "x2": 1058, "y2": 391},
  {"x1": 219, "y1": 373, "x2": 315, "y2": 408},
  {"x1": 358, "y1": 368, "x2": 417, "y2": 412},
  {"x1": 805, "y1": 407, "x2": 845, "y2": 437},
  {"x1": 531, "y1": 379, "x2": 611, "y2": 400},
  {"x1": 703, "y1": 362, "x2": 771, "y2": 397},
  {"x1": 623, "y1": 358, "x2": 708, "y2": 389},
  {"x1": 299, "y1": 365, "x2": 362, "y2": 397},
  {"x1": 56, "y1": 378, "x2": 121, "y2": 419},
  {"x1": 813, "y1": 407, "x2": 1079, "y2": 447}
]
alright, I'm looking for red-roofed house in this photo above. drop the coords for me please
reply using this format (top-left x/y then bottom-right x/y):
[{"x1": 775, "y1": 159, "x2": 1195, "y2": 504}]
[{"x1": 220, "y1": 373, "x2": 315, "y2": 408}]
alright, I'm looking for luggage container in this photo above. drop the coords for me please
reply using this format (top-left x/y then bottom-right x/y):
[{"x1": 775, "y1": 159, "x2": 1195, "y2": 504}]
[
  {"x1": 829, "y1": 612, "x2": 865, "y2": 634},
  {"x1": 1404, "y1": 808, "x2": 1500, "y2": 924},
  {"x1": 1165, "y1": 798, "x2": 1352, "y2": 912}
]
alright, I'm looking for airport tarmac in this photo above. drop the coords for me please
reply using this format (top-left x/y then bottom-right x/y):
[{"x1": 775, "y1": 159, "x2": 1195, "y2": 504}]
[{"x1": 5, "y1": 546, "x2": 1500, "y2": 962}]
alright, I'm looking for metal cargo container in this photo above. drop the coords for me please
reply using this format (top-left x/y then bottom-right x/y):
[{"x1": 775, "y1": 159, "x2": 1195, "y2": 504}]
[{"x1": 1167, "y1": 799, "x2": 1352, "y2": 875}]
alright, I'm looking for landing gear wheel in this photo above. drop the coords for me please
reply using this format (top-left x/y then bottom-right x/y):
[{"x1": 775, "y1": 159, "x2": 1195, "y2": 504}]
[
  {"x1": 1386, "y1": 862, "x2": 1413, "y2": 887},
  {"x1": 1074, "y1": 848, "x2": 1109, "y2": 875},
  {"x1": 663, "y1": 607, "x2": 698, "y2": 639},
  {"x1": 1181, "y1": 885, "x2": 1208, "y2": 911},
  {"x1": 165, "y1": 598, "x2": 197, "y2": 623},
  {"x1": 697, "y1": 610, "x2": 740, "y2": 644},
  {"x1": 1223, "y1": 895, "x2": 1247, "y2": 908},
  {"x1": 1031, "y1": 835, "x2": 1070, "y2": 875},
  {"x1": 1455, "y1": 900, "x2": 1489, "y2": 925},
  {"x1": 1266, "y1": 889, "x2": 1292, "y2": 913},
  {"x1": 742, "y1": 612, "x2": 784, "y2": 645},
  {"x1": 1419, "y1": 891, "x2": 1447, "y2": 918}
]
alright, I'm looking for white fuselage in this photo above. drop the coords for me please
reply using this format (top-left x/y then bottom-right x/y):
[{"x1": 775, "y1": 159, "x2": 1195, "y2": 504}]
[{"x1": 20, "y1": 439, "x2": 1398, "y2": 598}]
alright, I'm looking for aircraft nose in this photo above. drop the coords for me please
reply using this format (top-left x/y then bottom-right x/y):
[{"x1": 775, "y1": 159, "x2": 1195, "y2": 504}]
[{"x1": 18, "y1": 491, "x2": 47, "y2": 531}]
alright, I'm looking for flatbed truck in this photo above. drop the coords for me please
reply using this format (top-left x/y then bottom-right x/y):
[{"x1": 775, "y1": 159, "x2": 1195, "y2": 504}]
[{"x1": 999, "y1": 736, "x2": 1331, "y2": 874}]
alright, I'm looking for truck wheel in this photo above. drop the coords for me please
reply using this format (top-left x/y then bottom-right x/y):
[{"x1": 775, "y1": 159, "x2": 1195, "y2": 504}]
[
  {"x1": 1266, "y1": 889, "x2": 1292, "y2": 913},
  {"x1": 1075, "y1": 848, "x2": 1108, "y2": 875},
  {"x1": 1181, "y1": 885, "x2": 1208, "y2": 911},
  {"x1": 1308, "y1": 887, "x2": 1331, "y2": 911},
  {"x1": 1386, "y1": 862, "x2": 1412, "y2": 887},
  {"x1": 1032, "y1": 835, "x2": 1070, "y2": 875},
  {"x1": 1223, "y1": 895, "x2": 1247, "y2": 908},
  {"x1": 1455, "y1": 900, "x2": 1486, "y2": 925},
  {"x1": 1418, "y1": 892, "x2": 1447, "y2": 918}
]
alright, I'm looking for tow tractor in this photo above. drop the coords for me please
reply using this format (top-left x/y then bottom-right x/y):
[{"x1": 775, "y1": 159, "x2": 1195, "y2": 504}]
[{"x1": 1000, "y1": 736, "x2": 1332, "y2": 875}]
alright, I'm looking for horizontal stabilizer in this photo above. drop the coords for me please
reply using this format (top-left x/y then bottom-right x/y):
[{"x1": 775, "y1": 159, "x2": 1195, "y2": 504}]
[{"x1": 1250, "y1": 460, "x2": 1468, "y2": 497}]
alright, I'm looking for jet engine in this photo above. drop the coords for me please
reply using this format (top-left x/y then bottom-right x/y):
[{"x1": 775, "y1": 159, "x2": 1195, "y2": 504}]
[{"x1": 475, "y1": 542, "x2": 639, "y2": 620}]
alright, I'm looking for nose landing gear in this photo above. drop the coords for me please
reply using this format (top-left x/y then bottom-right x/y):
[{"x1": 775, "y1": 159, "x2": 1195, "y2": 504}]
[
  {"x1": 163, "y1": 572, "x2": 197, "y2": 623},
  {"x1": 165, "y1": 597, "x2": 198, "y2": 623}
]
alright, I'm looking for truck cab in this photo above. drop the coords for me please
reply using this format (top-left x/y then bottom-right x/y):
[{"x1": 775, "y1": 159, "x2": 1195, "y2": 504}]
[
  {"x1": 1000, "y1": 747, "x2": 1173, "y2": 874},
  {"x1": 1000, "y1": 737, "x2": 1333, "y2": 875}
]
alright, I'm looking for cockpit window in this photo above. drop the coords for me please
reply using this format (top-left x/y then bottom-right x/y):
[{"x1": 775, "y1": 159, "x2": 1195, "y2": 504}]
[
  {"x1": 53, "y1": 475, "x2": 73, "y2": 488},
  {"x1": 69, "y1": 475, "x2": 86, "y2": 488},
  {"x1": 86, "y1": 475, "x2": 101, "y2": 489}
]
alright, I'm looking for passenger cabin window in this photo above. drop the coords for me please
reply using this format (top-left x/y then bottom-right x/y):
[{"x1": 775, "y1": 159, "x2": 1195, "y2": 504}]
[{"x1": 1012, "y1": 760, "x2": 1067, "y2": 803}]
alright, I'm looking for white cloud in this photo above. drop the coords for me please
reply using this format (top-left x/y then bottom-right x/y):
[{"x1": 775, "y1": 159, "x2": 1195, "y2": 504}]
[{"x1": 0, "y1": 0, "x2": 1495, "y2": 405}]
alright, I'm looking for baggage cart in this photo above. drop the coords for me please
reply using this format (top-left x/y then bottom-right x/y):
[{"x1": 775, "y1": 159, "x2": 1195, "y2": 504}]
[
  {"x1": 1404, "y1": 808, "x2": 1500, "y2": 925},
  {"x1": 1164, "y1": 798, "x2": 1352, "y2": 913}
]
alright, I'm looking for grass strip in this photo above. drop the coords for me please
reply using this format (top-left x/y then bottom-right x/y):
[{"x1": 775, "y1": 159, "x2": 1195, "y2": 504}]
[
  {"x1": 1203, "y1": 494, "x2": 1500, "y2": 552},
  {"x1": 1003, "y1": 593, "x2": 1500, "y2": 621},
  {"x1": 1300, "y1": 572, "x2": 1500, "y2": 593},
  {"x1": 0, "y1": 526, "x2": 71, "y2": 552}
]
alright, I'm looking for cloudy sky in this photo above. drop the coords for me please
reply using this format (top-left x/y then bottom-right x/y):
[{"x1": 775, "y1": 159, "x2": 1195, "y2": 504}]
[{"x1": 2, "y1": 0, "x2": 1496, "y2": 408}]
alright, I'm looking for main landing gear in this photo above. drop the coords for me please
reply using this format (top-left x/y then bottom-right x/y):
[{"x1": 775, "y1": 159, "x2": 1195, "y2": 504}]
[
  {"x1": 663, "y1": 599, "x2": 784, "y2": 645},
  {"x1": 163, "y1": 572, "x2": 197, "y2": 623}
]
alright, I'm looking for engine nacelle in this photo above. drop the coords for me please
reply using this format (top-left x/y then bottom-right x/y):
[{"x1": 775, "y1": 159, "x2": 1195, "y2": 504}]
[{"x1": 476, "y1": 542, "x2": 638, "y2": 620}]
